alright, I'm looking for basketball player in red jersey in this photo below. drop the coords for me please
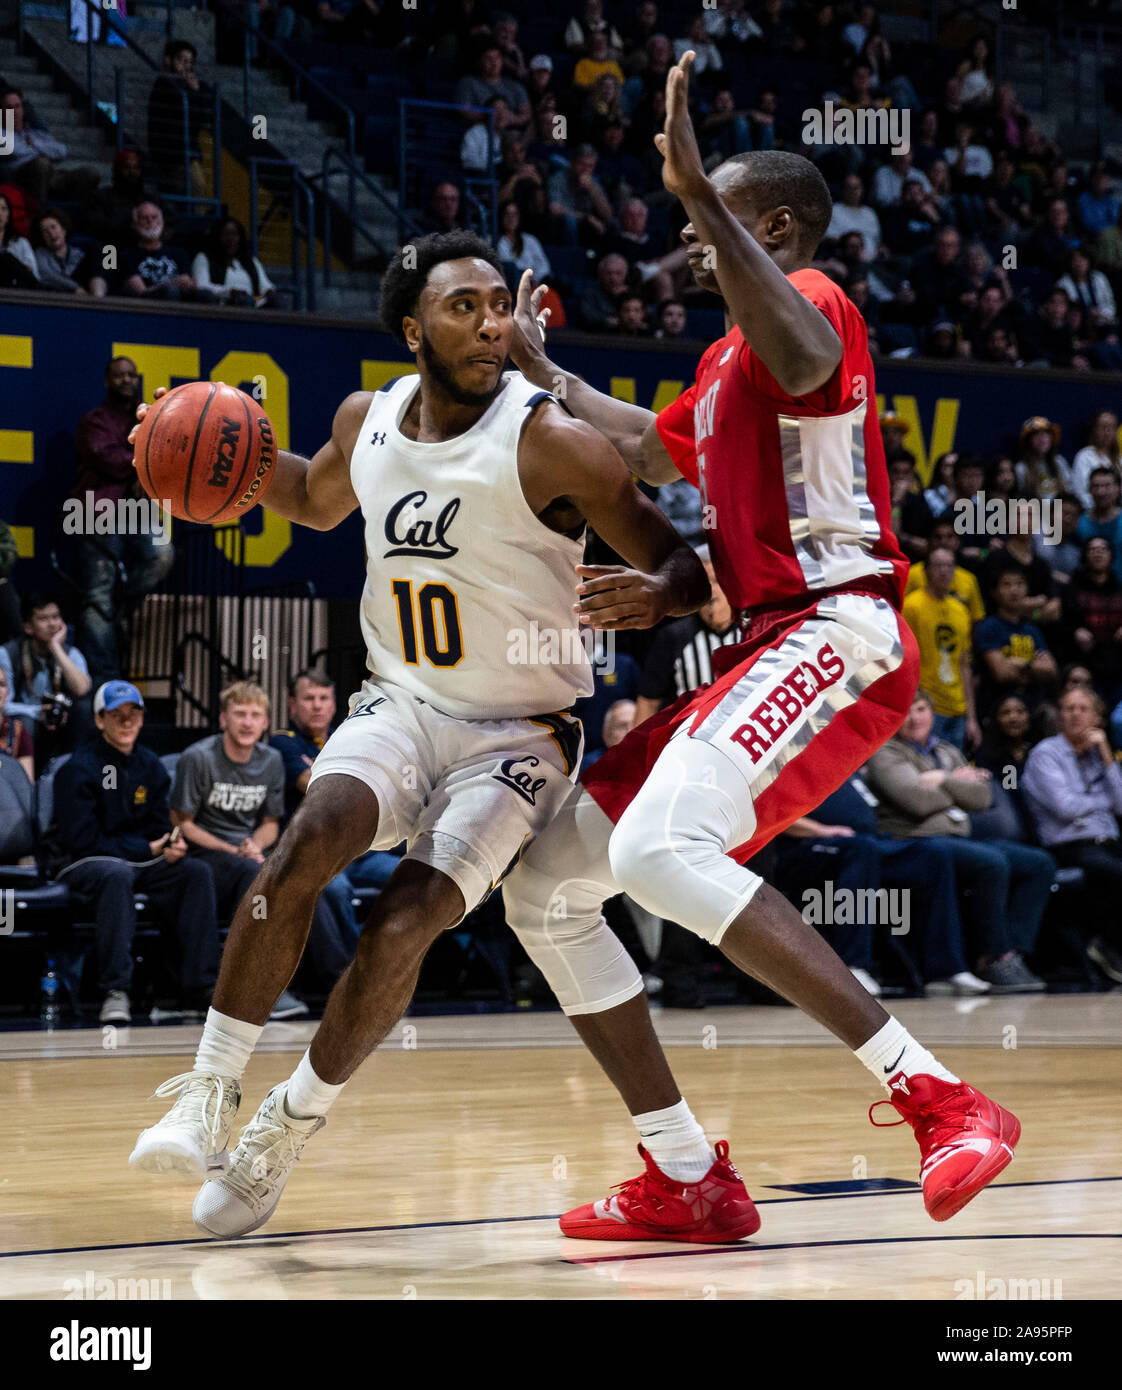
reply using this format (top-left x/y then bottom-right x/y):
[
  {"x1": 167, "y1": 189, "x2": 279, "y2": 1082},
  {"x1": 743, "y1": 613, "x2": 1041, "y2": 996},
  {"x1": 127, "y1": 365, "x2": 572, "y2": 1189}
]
[{"x1": 501, "y1": 52, "x2": 1020, "y2": 1241}]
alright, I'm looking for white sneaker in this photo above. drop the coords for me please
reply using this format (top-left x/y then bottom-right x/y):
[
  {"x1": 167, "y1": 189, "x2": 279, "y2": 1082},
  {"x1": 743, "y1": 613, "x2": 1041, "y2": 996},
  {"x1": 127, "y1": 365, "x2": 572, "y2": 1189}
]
[
  {"x1": 925, "y1": 971, "x2": 992, "y2": 997},
  {"x1": 849, "y1": 967, "x2": 882, "y2": 997},
  {"x1": 100, "y1": 991, "x2": 131, "y2": 1024},
  {"x1": 193, "y1": 1083, "x2": 325, "y2": 1238},
  {"x1": 129, "y1": 1072, "x2": 241, "y2": 1177}
]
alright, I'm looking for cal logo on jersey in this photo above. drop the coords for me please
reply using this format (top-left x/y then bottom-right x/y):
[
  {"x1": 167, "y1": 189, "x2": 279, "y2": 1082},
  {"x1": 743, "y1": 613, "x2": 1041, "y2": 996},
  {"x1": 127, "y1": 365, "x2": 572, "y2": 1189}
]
[
  {"x1": 383, "y1": 490, "x2": 461, "y2": 560},
  {"x1": 492, "y1": 754, "x2": 547, "y2": 806}
]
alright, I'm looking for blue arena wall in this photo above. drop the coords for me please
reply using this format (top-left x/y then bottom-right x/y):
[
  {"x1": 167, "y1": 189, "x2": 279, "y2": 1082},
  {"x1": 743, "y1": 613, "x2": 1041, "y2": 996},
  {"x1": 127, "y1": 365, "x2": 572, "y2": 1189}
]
[{"x1": 1, "y1": 298, "x2": 1116, "y2": 599}]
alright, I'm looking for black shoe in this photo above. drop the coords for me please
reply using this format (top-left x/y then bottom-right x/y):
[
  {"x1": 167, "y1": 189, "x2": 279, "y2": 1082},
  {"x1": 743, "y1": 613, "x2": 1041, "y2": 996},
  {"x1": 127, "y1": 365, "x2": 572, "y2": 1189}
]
[{"x1": 1088, "y1": 937, "x2": 1122, "y2": 984}]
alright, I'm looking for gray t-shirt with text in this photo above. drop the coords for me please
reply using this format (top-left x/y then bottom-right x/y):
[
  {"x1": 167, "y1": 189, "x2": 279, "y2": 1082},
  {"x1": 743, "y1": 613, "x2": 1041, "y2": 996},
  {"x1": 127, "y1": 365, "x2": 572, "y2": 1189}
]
[{"x1": 171, "y1": 734, "x2": 285, "y2": 845}]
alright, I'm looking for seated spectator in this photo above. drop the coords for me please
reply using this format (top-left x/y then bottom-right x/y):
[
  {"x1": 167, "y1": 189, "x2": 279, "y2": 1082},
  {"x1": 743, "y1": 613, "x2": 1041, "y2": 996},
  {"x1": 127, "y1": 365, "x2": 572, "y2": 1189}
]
[
  {"x1": 1015, "y1": 414, "x2": 1072, "y2": 500},
  {"x1": 564, "y1": 0, "x2": 623, "y2": 57},
  {"x1": 943, "y1": 119, "x2": 993, "y2": 193},
  {"x1": 963, "y1": 284, "x2": 1021, "y2": 358},
  {"x1": 905, "y1": 516, "x2": 986, "y2": 621},
  {"x1": 495, "y1": 199, "x2": 551, "y2": 283},
  {"x1": 1057, "y1": 246, "x2": 1118, "y2": 337},
  {"x1": 956, "y1": 35, "x2": 994, "y2": 110},
  {"x1": 617, "y1": 293, "x2": 651, "y2": 335},
  {"x1": 526, "y1": 96, "x2": 570, "y2": 175},
  {"x1": 583, "y1": 698, "x2": 637, "y2": 771},
  {"x1": 592, "y1": 121, "x2": 647, "y2": 205},
  {"x1": 456, "y1": 40, "x2": 530, "y2": 130},
  {"x1": 49, "y1": 681, "x2": 219, "y2": 1023},
  {"x1": 922, "y1": 453, "x2": 956, "y2": 518},
  {"x1": 1022, "y1": 288, "x2": 1091, "y2": 371},
  {"x1": 31, "y1": 209, "x2": 106, "y2": 296},
  {"x1": 935, "y1": 452, "x2": 986, "y2": 566},
  {"x1": 117, "y1": 201, "x2": 203, "y2": 301},
  {"x1": 1076, "y1": 467, "x2": 1122, "y2": 574},
  {"x1": 1024, "y1": 685, "x2": 1122, "y2": 983},
  {"x1": 974, "y1": 568, "x2": 1058, "y2": 715},
  {"x1": 574, "y1": 32, "x2": 624, "y2": 90},
  {"x1": 0, "y1": 592, "x2": 92, "y2": 771},
  {"x1": 672, "y1": 14, "x2": 723, "y2": 78},
  {"x1": 871, "y1": 149, "x2": 930, "y2": 209},
  {"x1": 985, "y1": 148, "x2": 1033, "y2": 237},
  {"x1": 865, "y1": 690, "x2": 1050, "y2": 990},
  {"x1": 775, "y1": 774, "x2": 987, "y2": 996},
  {"x1": 547, "y1": 144, "x2": 613, "y2": 248},
  {"x1": 171, "y1": 681, "x2": 351, "y2": 1018},
  {"x1": 958, "y1": 241, "x2": 1011, "y2": 312},
  {"x1": 981, "y1": 500, "x2": 1062, "y2": 623},
  {"x1": 422, "y1": 182, "x2": 467, "y2": 236},
  {"x1": 911, "y1": 107, "x2": 942, "y2": 173},
  {"x1": 888, "y1": 455, "x2": 934, "y2": 560},
  {"x1": 903, "y1": 545, "x2": 980, "y2": 749},
  {"x1": 1077, "y1": 163, "x2": 1120, "y2": 240},
  {"x1": 880, "y1": 412, "x2": 914, "y2": 467},
  {"x1": 578, "y1": 71, "x2": 625, "y2": 144},
  {"x1": 461, "y1": 94, "x2": 511, "y2": 173},
  {"x1": 910, "y1": 226, "x2": 969, "y2": 327},
  {"x1": 191, "y1": 217, "x2": 276, "y2": 307},
  {"x1": 1070, "y1": 411, "x2": 1121, "y2": 511},
  {"x1": 491, "y1": 10, "x2": 528, "y2": 85},
  {"x1": 654, "y1": 296, "x2": 687, "y2": 339},
  {"x1": 0, "y1": 664, "x2": 33, "y2": 779},
  {"x1": 576, "y1": 252, "x2": 628, "y2": 329},
  {"x1": 976, "y1": 694, "x2": 1036, "y2": 837},
  {"x1": 880, "y1": 176, "x2": 941, "y2": 256},
  {"x1": 1034, "y1": 492, "x2": 1083, "y2": 585},
  {"x1": 826, "y1": 173, "x2": 882, "y2": 260},
  {"x1": 0, "y1": 84, "x2": 99, "y2": 202},
  {"x1": 147, "y1": 40, "x2": 211, "y2": 199},
  {"x1": 605, "y1": 197, "x2": 668, "y2": 276},
  {"x1": 622, "y1": 0, "x2": 661, "y2": 70},
  {"x1": 634, "y1": 545, "x2": 739, "y2": 724},
  {"x1": 526, "y1": 54, "x2": 561, "y2": 115},
  {"x1": 1060, "y1": 537, "x2": 1122, "y2": 703},
  {"x1": 0, "y1": 189, "x2": 37, "y2": 287},
  {"x1": 71, "y1": 355, "x2": 175, "y2": 687},
  {"x1": 1025, "y1": 198, "x2": 1080, "y2": 277}
]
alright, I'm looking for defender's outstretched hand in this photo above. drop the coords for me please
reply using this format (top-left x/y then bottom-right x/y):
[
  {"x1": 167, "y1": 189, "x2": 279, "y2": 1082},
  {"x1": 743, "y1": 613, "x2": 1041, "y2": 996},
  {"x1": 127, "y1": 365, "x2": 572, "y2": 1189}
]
[
  {"x1": 654, "y1": 50, "x2": 709, "y2": 201},
  {"x1": 509, "y1": 268, "x2": 552, "y2": 373}
]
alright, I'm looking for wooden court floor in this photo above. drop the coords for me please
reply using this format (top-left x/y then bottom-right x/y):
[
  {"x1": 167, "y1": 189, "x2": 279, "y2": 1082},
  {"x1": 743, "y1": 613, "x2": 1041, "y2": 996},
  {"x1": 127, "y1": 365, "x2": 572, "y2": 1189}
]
[{"x1": 2, "y1": 995, "x2": 1120, "y2": 1300}]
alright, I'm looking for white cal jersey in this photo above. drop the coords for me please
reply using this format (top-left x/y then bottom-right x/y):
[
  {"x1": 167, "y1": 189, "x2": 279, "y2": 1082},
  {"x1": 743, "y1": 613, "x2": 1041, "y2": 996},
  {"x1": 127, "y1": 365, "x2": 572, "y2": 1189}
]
[{"x1": 350, "y1": 371, "x2": 594, "y2": 720}]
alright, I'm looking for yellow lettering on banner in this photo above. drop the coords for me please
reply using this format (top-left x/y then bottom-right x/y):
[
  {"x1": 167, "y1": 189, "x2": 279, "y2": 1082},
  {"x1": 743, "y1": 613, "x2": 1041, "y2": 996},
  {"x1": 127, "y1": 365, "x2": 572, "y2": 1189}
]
[
  {"x1": 0, "y1": 335, "x2": 33, "y2": 368},
  {"x1": 610, "y1": 377, "x2": 636, "y2": 403},
  {"x1": 650, "y1": 379, "x2": 685, "y2": 413},
  {"x1": 210, "y1": 351, "x2": 291, "y2": 568},
  {"x1": 112, "y1": 343, "x2": 200, "y2": 395},
  {"x1": 611, "y1": 377, "x2": 685, "y2": 413},
  {"x1": 361, "y1": 360, "x2": 418, "y2": 393},
  {"x1": 874, "y1": 394, "x2": 959, "y2": 486},
  {"x1": 0, "y1": 335, "x2": 34, "y2": 462},
  {"x1": 0, "y1": 430, "x2": 34, "y2": 463},
  {"x1": 11, "y1": 526, "x2": 34, "y2": 558}
]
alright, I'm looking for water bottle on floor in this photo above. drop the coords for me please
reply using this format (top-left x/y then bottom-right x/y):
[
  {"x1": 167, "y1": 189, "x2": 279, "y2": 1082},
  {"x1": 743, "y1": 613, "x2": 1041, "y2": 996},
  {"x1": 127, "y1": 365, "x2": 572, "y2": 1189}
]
[{"x1": 40, "y1": 958, "x2": 61, "y2": 1025}]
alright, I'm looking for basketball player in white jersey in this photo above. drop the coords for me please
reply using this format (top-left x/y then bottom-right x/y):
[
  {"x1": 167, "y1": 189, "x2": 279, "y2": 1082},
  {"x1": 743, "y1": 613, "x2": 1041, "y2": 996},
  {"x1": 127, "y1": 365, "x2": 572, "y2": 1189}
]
[{"x1": 128, "y1": 230, "x2": 709, "y2": 1237}]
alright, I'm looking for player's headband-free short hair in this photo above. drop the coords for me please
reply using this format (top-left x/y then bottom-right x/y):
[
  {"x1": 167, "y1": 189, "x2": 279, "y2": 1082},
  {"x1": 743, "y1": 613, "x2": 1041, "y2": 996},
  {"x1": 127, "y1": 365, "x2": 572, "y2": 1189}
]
[
  {"x1": 219, "y1": 681, "x2": 271, "y2": 714},
  {"x1": 716, "y1": 151, "x2": 833, "y2": 254},
  {"x1": 379, "y1": 230, "x2": 506, "y2": 346},
  {"x1": 288, "y1": 668, "x2": 335, "y2": 698}
]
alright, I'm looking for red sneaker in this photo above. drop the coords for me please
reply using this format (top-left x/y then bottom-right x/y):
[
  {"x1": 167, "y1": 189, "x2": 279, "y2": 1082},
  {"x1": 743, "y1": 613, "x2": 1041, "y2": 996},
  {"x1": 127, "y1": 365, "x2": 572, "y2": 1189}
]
[
  {"x1": 872, "y1": 1072, "x2": 1021, "y2": 1222},
  {"x1": 559, "y1": 1141, "x2": 761, "y2": 1243}
]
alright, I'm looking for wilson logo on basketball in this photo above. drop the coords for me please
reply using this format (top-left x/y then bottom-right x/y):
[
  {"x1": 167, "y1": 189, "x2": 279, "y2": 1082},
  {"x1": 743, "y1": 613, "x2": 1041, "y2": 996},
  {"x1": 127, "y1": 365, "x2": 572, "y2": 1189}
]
[
  {"x1": 236, "y1": 417, "x2": 276, "y2": 508},
  {"x1": 728, "y1": 642, "x2": 846, "y2": 764},
  {"x1": 208, "y1": 417, "x2": 242, "y2": 490}
]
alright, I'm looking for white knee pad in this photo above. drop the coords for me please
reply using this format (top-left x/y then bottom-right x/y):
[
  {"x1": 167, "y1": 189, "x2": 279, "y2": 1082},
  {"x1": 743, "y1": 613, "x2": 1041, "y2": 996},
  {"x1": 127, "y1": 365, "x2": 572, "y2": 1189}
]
[
  {"x1": 504, "y1": 785, "x2": 644, "y2": 1016},
  {"x1": 608, "y1": 737, "x2": 763, "y2": 945}
]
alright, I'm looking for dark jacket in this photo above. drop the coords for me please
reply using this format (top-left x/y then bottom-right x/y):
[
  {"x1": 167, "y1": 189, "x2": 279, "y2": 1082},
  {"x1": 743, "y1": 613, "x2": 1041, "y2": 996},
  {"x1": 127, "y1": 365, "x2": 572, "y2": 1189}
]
[{"x1": 50, "y1": 735, "x2": 172, "y2": 868}]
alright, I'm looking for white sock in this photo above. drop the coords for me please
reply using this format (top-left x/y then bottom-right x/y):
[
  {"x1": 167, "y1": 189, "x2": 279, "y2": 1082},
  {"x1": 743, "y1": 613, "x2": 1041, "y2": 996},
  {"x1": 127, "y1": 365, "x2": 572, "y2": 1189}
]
[
  {"x1": 283, "y1": 1049, "x2": 344, "y2": 1120},
  {"x1": 855, "y1": 1017, "x2": 959, "y2": 1090},
  {"x1": 633, "y1": 1099, "x2": 715, "y2": 1182},
  {"x1": 194, "y1": 1008, "x2": 263, "y2": 1081}
]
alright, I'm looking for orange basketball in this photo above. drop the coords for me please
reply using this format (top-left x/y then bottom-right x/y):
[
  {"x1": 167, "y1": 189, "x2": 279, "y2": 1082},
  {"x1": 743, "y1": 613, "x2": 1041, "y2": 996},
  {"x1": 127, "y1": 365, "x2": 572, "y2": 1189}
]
[{"x1": 133, "y1": 381, "x2": 278, "y2": 524}]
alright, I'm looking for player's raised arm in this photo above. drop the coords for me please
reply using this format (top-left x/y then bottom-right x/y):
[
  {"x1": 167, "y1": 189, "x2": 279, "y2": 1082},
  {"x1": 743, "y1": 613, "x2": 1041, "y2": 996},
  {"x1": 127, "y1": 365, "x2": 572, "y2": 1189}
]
[
  {"x1": 509, "y1": 271, "x2": 682, "y2": 485},
  {"x1": 523, "y1": 406, "x2": 708, "y2": 629},
  {"x1": 656, "y1": 52, "x2": 841, "y2": 398}
]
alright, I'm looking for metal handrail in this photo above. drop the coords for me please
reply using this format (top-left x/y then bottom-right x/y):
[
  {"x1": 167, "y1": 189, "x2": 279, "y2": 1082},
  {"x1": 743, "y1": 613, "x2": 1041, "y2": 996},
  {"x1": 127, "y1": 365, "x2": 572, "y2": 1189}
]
[
  {"x1": 173, "y1": 632, "x2": 246, "y2": 724},
  {"x1": 228, "y1": 1, "x2": 355, "y2": 160},
  {"x1": 248, "y1": 157, "x2": 317, "y2": 311},
  {"x1": 319, "y1": 147, "x2": 425, "y2": 284},
  {"x1": 399, "y1": 98, "x2": 499, "y2": 244}
]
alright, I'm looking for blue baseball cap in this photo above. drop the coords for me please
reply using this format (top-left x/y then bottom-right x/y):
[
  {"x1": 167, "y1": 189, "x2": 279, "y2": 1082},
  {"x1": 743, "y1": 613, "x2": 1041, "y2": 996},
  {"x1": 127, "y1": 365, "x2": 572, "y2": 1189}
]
[{"x1": 94, "y1": 680, "x2": 145, "y2": 713}]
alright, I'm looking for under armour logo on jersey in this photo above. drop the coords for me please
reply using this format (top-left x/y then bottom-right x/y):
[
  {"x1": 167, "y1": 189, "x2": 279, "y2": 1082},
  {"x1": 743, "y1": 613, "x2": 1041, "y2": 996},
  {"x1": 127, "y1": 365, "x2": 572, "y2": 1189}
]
[
  {"x1": 346, "y1": 696, "x2": 386, "y2": 719},
  {"x1": 370, "y1": 431, "x2": 387, "y2": 446},
  {"x1": 383, "y1": 490, "x2": 461, "y2": 560},
  {"x1": 492, "y1": 754, "x2": 547, "y2": 806}
]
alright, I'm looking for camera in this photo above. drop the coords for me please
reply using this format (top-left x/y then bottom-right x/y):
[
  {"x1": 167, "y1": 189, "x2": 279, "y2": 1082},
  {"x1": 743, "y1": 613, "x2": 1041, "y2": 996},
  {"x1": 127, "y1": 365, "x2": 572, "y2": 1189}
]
[{"x1": 40, "y1": 691, "x2": 73, "y2": 731}]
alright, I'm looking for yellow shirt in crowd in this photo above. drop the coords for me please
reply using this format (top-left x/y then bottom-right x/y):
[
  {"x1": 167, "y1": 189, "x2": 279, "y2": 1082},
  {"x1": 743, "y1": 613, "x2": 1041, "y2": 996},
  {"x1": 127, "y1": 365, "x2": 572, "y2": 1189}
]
[{"x1": 902, "y1": 588, "x2": 973, "y2": 717}]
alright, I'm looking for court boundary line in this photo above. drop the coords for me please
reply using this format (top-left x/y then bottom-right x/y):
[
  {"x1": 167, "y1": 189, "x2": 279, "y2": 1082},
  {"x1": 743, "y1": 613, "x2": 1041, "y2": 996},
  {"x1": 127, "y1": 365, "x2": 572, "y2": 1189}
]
[{"x1": 3, "y1": 1174, "x2": 1119, "y2": 1262}]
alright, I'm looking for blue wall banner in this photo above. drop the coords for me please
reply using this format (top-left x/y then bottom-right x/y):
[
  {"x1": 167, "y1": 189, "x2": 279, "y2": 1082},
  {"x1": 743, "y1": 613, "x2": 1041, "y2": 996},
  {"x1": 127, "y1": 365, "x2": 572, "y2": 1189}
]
[{"x1": 2, "y1": 298, "x2": 1117, "y2": 599}]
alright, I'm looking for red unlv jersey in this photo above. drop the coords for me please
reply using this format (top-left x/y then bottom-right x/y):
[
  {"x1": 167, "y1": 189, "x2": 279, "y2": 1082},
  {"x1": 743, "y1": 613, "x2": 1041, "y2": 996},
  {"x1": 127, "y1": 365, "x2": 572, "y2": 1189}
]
[{"x1": 654, "y1": 268, "x2": 908, "y2": 614}]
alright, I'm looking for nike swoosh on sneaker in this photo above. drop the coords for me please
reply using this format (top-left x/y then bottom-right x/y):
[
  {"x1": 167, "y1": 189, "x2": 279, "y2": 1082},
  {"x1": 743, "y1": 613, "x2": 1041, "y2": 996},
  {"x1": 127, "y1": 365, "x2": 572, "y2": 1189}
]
[{"x1": 883, "y1": 1046, "x2": 907, "y2": 1075}]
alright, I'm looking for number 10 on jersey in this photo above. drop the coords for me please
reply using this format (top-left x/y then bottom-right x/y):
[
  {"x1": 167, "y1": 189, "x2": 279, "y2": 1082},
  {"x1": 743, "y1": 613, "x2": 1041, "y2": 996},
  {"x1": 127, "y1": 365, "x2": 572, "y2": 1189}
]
[{"x1": 391, "y1": 580, "x2": 464, "y2": 667}]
